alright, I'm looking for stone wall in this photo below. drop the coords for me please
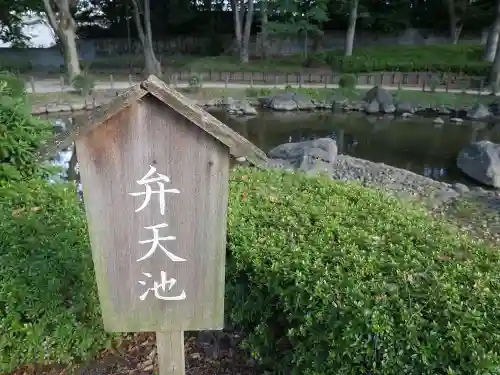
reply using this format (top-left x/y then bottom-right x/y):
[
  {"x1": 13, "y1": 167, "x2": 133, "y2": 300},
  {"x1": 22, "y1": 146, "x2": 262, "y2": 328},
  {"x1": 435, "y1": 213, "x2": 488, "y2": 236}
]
[{"x1": 0, "y1": 28, "x2": 488, "y2": 71}]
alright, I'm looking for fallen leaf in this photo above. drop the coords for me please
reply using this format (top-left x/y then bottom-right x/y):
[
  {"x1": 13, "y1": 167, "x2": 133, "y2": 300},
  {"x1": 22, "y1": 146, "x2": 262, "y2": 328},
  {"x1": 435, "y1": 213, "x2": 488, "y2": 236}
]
[{"x1": 12, "y1": 208, "x2": 25, "y2": 216}]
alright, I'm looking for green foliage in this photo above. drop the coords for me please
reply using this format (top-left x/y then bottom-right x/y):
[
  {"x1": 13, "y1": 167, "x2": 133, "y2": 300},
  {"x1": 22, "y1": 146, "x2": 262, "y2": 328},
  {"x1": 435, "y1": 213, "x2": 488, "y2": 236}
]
[
  {"x1": 0, "y1": 70, "x2": 26, "y2": 97},
  {"x1": 338, "y1": 73, "x2": 357, "y2": 89},
  {"x1": 226, "y1": 167, "x2": 500, "y2": 375},
  {"x1": 71, "y1": 72, "x2": 96, "y2": 96},
  {"x1": 315, "y1": 44, "x2": 490, "y2": 75},
  {"x1": 0, "y1": 95, "x2": 53, "y2": 183},
  {"x1": 0, "y1": 179, "x2": 110, "y2": 372},
  {"x1": 187, "y1": 72, "x2": 202, "y2": 92},
  {"x1": 0, "y1": 57, "x2": 33, "y2": 74},
  {"x1": 245, "y1": 87, "x2": 272, "y2": 97},
  {"x1": 303, "y1": 54, "x2": 325, "y2": 68}
]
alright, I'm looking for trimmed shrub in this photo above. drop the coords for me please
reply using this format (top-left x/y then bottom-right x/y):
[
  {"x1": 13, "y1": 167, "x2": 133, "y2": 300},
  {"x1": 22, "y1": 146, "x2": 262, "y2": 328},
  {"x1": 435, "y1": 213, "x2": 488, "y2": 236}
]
[
  {"x1": 0, "y1": 95, "x2": 54, "y2": 183},
  {"x1": 0, "y1": 179, "x2": 110, "y2": 372},
  {"x1": 72, "y1": 72, "x2": 96, "y2": 96},
  {"x1": 0, "y1": 71, "x2": 27, "y2": 98},
  {"x1": 319, "y1": 44, "x2": 490, "y2": 75},
  {"x1": 0, "y1": 57, "x2": 33, "y2": 74},
  {"x1": 226, "y1": 167, "x2": 500, "y2": 375},
  {"x1": 188, "y1": 72, "x2": 202, "y2": 92},
  {"x1": 338, "y1": 73, "x2": 357, "y2": 89}
]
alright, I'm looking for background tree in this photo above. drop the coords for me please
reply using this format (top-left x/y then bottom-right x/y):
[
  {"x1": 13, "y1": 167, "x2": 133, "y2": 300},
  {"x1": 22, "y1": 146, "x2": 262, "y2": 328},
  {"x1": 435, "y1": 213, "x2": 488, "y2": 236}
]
[
  {"x1": 231, "y1": 0, "x2": 255, "y2": 63},
  {"x1": 267, "y1": 0, "x2": 329, "y2": 59},
  {"x1": 42, "y1": 0, "x2": 81, "y2": 81},
  {"x1": 344, "y1": 0, "x2": 359, "y2": 56},
  {"x1": 0, "y1": 0, "x2": 44, "y2": 47},
  {"x1": 130, "y1": 0, "x2": 161, "y2": 76}
]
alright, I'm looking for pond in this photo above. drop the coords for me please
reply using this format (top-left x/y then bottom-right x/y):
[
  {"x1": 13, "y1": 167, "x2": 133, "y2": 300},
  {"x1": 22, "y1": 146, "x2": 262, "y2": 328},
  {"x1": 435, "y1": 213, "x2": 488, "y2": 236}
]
[{"x1": 43, "y1": 111, "x2": 500, "y2": 186}]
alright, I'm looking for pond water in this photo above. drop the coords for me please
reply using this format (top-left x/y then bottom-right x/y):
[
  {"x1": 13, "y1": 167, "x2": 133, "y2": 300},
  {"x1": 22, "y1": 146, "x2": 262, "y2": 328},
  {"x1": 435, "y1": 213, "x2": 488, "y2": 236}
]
[{"x1": 43, "y1": 111, "x2": 500, "y2": 186}]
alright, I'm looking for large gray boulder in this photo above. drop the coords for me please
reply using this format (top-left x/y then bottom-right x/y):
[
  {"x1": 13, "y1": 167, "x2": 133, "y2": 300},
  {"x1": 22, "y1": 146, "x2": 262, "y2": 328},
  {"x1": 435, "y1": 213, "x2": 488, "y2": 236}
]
[
  {"x1": 466, "y1": 103, "x2": 492, "y2": 120},
  {"x1": 226, "y1": 99, "x2": 257, "y2": 116},
  {"x1": 262, "y1": 92, "x2": 316, "y2": 111},
  {"x1": 457, "y1": 141, "x2": 500, "y2": 188},
  {"x1": 363, "y1": 86, "x2": 394, "y2": 104},
  {"x1": 267, "y1": 138, "x2": 338, "y2": 175},
  {"x1": 362, "y1": 86, "x2": 394, "y2": 114},
  {"x1": 396, "y1": 101, "x2": 415, "y2": 114},
  {"x1": 365, "y1": 99, "x2": 380, "y2": 114}
]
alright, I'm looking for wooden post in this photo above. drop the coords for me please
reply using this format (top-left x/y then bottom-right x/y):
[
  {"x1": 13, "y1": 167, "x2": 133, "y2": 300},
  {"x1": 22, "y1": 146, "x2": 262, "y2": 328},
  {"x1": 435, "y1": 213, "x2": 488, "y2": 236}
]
[
  {"x1": 60, "y1": 75, "x2": 65, "y2": 92},
  {"x1": 62, "y1": 76, "x2": 267, "y2": 375},
  {"x1": 30, "y1": 76, "x2": 36, "y2": 93},
  {"x1": 225, "y1": 76, "x2": 229, "y2": 88},
  {"x1": 157, "y1": 332, "x2": 185, "y2": 375},
  {"x1": 109, "y1": 74, "x2": 114, "y2": 90},
  {"x1": 129, "y1": 74, "x2": 133, "y2": 87}
]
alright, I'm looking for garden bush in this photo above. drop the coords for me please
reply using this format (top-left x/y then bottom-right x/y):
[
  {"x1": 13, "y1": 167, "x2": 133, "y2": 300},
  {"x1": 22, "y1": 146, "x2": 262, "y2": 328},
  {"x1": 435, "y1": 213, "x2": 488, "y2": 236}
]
[
  {"x1": 0, "y1": 179, "x2": 110, "y2": 372},
  {"x1": 0, "y1": 92, "x2": 54, "y2": 183},
  {"x1": 0, "y1": 71, "x2": 27, "y2": 98},
  {"x1": 338, "y1": 73, "x2": 357, "y2": 89},
  {"x1": 317, "y1": 44, "x2": 491, "y2": 75},
  {"x1": 72, "y1": 72, "x2": 96, "y2": 96},
  {"x1": 226, "y1": 167, "x2": 500, "y2": 375},
  {"x1": 0, "y1": 57, "x2": 33, "y2": 74}
]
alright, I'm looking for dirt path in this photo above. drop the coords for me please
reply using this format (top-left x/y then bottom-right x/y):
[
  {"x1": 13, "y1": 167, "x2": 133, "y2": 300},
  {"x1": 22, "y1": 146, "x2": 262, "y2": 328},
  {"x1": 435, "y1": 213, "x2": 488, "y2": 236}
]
[{"x1": 26, "y1": 79, "x2": 500, "y2": 96}]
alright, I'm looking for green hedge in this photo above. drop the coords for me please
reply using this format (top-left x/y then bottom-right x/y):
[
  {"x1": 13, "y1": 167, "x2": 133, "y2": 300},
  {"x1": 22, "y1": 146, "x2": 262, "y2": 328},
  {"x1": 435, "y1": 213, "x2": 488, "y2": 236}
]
[
  {"x1": 314, "y1": 44, "x2": 491, "y2": 75},
  {"x1": 0, "y1": 87, "x2": 54, "y2": 183},
  {"x1": 3, "y1": 166, "x2": 500, "y2": 373},
  {"x1": 0, "y1": 179, "x2": 110, "y2": 372},
  {"x1": 226, "y1": 167, "x2": 500, "y2": 375}
]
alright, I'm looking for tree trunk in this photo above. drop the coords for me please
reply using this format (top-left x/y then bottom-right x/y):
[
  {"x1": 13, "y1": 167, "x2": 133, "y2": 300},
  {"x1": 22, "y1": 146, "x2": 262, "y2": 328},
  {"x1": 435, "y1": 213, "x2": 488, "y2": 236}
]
[
  {"x1": 303, "y1": 29, "x2": 308, "y2": 59},
  {"x1": 260, "y1": 0, "x2": 269, "y2": 59},
  {"x1": 131, "y1": 0, "x2": 162, "y2": 76},
  {"x1": 484, "y1": 0, "x2": 500, "y2": 62},
  {"x1": 241, "y1": 0, "x2": 255, "y2": 63},
  {"x1": 446, "y1": 0, "x2": 462, "y2": 44},
  {"x1": 232, "y1": 0, "x2": 243, "y2": 56},
  {"x1": 344, "y1": 0, "x2": 359, "y2": 56},
  {"x1": 489, "y1": 37, "x2": 500, "y2": 92},
  {"x1": 42, "y1": 0, "x2": 81, "y2": 82}
]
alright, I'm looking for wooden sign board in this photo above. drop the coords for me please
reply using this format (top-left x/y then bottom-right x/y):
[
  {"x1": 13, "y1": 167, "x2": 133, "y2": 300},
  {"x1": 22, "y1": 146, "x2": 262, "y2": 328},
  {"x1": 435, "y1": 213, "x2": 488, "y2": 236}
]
[{"x1": 66, "y1": 76, "x2": 267, "y2": 374}]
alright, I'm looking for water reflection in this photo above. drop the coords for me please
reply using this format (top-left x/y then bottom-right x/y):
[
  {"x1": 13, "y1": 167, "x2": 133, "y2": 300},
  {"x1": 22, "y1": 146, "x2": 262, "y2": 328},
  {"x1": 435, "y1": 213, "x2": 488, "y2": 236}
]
[{"x1": 41, "y1": 111, "x2": 500, "y2": 186}]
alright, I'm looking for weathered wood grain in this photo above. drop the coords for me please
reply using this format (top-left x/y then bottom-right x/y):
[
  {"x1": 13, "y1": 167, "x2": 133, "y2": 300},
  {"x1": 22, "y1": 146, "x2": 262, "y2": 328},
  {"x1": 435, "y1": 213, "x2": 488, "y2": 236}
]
[
  {"x1": 76, "y1": 94, "x2": 228, "y2": 332},
  {"x1": 140, "y1": 75, "x2": 268, "y2": 168},
  {"x1": 36, "y1": 85, "x2": 148, "y2": 162},
  {"x1": 37, "y1": 76, "x2": 268, "y2": 169},
  {"x1": 157, "y1": 331, "x2": 185, "y2": 375}
]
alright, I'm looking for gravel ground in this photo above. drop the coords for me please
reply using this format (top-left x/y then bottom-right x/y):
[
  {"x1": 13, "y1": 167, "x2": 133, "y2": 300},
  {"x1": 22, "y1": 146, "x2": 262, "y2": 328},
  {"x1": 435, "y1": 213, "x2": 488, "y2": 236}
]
[{"x1": 329, "y1": 154, "x2": 500, "y2": 245}]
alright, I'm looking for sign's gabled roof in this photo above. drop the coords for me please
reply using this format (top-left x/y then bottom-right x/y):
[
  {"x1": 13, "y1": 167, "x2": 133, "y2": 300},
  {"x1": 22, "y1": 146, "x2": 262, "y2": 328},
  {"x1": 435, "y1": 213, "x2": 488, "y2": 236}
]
[{"x1": 36, "y1": 75, "x2": 268, "y2": 168}]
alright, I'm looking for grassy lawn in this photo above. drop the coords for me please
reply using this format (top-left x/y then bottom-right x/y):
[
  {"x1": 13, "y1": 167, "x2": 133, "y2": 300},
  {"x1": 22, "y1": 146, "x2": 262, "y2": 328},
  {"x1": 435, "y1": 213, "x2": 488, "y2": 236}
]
[{"x1": 27, "y1": 86, "x2": 496, "y2": 109}]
